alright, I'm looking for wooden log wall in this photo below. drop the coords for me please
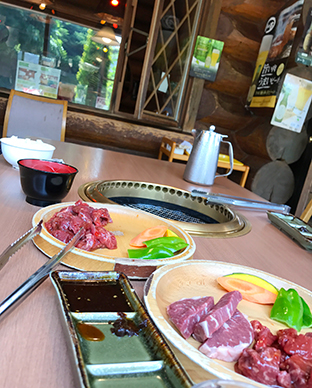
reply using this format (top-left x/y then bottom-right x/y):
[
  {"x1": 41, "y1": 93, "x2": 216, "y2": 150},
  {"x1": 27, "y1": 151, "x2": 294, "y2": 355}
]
[{"x1": 195, "y1": 0, "x2": 311, "y2": 204}]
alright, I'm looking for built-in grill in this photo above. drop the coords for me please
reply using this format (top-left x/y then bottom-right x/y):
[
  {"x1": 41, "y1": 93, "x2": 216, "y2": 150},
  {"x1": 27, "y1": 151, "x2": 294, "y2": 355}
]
[{"x1": 78, "y1": 180, "x2": 252, "y2": 238}]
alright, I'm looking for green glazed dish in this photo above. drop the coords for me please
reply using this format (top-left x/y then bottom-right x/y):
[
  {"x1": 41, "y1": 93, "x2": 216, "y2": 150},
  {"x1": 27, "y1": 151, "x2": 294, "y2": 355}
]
[{"x1": 50, "y1": 271, "x2": 193, "y2": 388}]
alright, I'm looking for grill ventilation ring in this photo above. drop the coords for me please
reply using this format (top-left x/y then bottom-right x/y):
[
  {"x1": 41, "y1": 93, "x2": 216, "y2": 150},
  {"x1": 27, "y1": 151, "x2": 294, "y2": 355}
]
[{"x1": 78, "y1": 180, "x2": 251, "y2": 238}]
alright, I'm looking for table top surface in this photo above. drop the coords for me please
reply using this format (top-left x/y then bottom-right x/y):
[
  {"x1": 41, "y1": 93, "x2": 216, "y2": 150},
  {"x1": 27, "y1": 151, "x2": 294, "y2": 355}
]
[{"x1": 0, "y1": 140, "x2": 310, "y2": 388}]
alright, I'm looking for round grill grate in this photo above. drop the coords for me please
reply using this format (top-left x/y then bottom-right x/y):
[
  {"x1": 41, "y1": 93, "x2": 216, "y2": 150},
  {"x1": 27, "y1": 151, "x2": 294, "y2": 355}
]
[{"x1": 111, "y1": 197, "x2": 218, "y2": 224}]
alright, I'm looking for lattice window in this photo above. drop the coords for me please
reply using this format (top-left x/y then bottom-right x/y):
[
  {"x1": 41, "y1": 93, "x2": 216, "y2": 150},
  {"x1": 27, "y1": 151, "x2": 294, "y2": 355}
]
[{"x1": 140, "y1": 0, "x2": 203, "y2": 122}]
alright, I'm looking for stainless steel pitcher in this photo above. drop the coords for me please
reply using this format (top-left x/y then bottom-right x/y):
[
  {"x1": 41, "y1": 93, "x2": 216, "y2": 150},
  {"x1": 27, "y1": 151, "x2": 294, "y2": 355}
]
[{"x1": 183, "y1": 125, "x2": 234, "y2": 186}]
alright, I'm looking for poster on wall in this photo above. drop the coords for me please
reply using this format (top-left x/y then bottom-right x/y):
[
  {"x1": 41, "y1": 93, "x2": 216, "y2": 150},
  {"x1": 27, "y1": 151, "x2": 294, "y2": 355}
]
[
  {"x1": 15, "y1": 60, "x2": 61, "y2": 98},
  {"x1": 246, "y1": 0, "x2": 304, "y2": 109},
  {"x1": 296, "y1": 7, "x2": 312, "y2": 66},
  {"x1": 270, "y1": 74, "x2": 312, "y2": 132},
  {"x1": 190, "y1": 37, "x2": 224, "y2": 82}
]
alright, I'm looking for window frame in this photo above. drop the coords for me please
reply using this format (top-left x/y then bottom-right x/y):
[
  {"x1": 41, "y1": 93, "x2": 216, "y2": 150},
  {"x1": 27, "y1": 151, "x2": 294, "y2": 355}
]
[{"x1": 0, "y1": 0, "x2": 214, "y2": 132}]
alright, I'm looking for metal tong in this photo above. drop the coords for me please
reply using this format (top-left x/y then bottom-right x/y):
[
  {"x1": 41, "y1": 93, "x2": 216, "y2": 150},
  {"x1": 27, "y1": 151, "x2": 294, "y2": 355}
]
[
  {"x1": 0, "y1": 224, "x2": 84, "y2": 321},
  {"x1": 191, "y1": 189, "x2": 291, "y2": 214},
  {"x1": 0, "y1": 221, "x2": 43, "y2": 271}
]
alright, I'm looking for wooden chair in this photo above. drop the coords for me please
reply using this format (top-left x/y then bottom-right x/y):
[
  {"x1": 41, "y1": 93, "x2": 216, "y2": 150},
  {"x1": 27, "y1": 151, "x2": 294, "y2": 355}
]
[
  {"x1": 158, "y1": 137, "x2": 189, "y2": 162},
  {"x1": 3, "y1": 90, "x2": 68, "y2": 141},
  {"x1": 158, "y1": 136, "x2": 250, "y2": 187},
  {"x1": 300, "y1": 198, "x2": 312, "y2": 223}
]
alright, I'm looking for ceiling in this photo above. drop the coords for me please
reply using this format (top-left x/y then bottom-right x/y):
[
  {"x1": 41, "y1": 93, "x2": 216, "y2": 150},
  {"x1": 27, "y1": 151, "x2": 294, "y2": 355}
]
[
  {"x1": 54, "y1": 0, "x2": 127, "y2": 18},
  {"x1": 1, "y1": 0, "x2": 127, "y2": 27}
]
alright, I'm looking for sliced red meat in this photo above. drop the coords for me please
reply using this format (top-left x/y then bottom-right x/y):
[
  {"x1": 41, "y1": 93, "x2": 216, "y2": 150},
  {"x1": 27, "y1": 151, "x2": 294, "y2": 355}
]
[
  {"x1": 50, "y1": 229, "x2": 74, "y2": 243},
  {"x1": 236, "y1": 346, "x2": 281, "y2": 385},
  {"x1": 277, "y1": 329, "x2": 312, "y2": 360},
  {"x1": 277, "y1": 370, "x2": 292, "y2": 388},
  {"x1": 284, "y1": 355, "x2": 312, "y2": 388},
  {"x1": 94, "y1": 226, "x2": 117, "y2": 249},
  {"x1": 77, "y1": 232, "x2": 98, "y2": 251},
  {"x1": 251, "y1": 320, "x2": 278, "y2": 351},
  {"x1": 284, "y1": 334, "x2": 312, "y2": 360},
  {"x1": 193, "y1": 290, "x2": 242, "y2": 342},
  {"x1": 198, "y1": 309, "x2": 254, "y2": 362},
  {"x1": 92, "y1": 208, "x2": 113, "y2": 226},
  {"x1": 44, "y1": 200, "x2": 117, "y2": 252},
  {"x1": 167, "y1": 296, "x2": 214, "y2": 339}
]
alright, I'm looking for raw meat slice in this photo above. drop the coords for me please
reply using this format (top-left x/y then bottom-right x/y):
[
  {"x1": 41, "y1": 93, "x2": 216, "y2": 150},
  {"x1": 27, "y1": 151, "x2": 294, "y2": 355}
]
[
  {"x1": 167, "y1": 296, "x2": 214, "y2": 339},
  {"x1": 199, "y1": 309, "x2": 254, "y2": 362},
  {"x1": 193, "y1": 290, "x2": 242, "y2": 342},
  {"x1": 44, "y1": 200, "x2": 117, "y2": 251},
  {"x1": 236, "y1": 346, "x2": 282, "y2": 385}
]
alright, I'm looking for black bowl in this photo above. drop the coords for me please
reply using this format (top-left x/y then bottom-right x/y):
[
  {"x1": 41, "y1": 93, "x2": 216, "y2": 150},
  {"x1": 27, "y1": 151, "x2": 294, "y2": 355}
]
[{"x1": 18, "y1": 159, "x2": 78, "y2": 207}]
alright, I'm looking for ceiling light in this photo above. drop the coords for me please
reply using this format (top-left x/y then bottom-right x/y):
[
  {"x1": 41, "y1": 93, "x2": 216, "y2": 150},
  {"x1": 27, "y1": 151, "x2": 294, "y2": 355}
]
[
  {"x1": 91, "y1": 26, "x2": 120, "y2": 46},
  {"x1": 39, "y1": 3, "x2": 46, "y2": 10},
  {"x1": 111, "y1": 0, "x2": 119, "y2": 6}
]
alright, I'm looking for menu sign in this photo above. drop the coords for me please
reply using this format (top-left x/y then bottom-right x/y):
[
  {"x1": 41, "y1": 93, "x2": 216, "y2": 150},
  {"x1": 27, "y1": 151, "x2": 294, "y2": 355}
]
[
  {"x1": 247, "y1": 0, "x2": 303, "y2": 108},
  {"x1": 15, "y1": 60, "x2": 61, "y2": 98},
  {"x1": 271, "y1": 74, "x2": 312, "y2": 133},
  {"x1": 190, "y1": 37, "x2": 224, "y2": 82}
]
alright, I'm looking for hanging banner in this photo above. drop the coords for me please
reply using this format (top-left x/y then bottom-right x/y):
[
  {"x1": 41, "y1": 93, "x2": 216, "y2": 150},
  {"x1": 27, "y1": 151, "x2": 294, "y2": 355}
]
[
  {"x1": 246, "y1": 0, "x2": 304, "y2": 109},
  {"x1": 296, "y1": 7, "x2": 312, "y2": 66},
  {"x1": 190, "y1": 37, "x2": 224, "y2": 82},
  {"x1": 270, "y1": 74, "x2": 312, "y2": 132}
]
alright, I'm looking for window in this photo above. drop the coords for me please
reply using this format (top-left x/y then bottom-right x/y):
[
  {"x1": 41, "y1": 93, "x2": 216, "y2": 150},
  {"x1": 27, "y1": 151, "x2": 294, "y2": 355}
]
[
  {"x1": 0, "y1": 2, "x2": 121, "y2": 110},
  {"x1": 0, "y1": 0, "x2": 204, "y2": 128}
]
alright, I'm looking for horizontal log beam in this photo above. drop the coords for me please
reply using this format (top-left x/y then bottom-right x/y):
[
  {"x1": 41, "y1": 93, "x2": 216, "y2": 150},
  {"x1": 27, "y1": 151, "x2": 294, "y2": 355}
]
[{"x1": 65, "y1": 110, "x2": 194, "y2": 158}]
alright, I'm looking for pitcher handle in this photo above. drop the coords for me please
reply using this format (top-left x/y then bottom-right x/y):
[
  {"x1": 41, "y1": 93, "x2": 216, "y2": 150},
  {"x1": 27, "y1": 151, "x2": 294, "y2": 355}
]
[{"x1": 216, "y1": 140, "x2": 234, "y2": 178}]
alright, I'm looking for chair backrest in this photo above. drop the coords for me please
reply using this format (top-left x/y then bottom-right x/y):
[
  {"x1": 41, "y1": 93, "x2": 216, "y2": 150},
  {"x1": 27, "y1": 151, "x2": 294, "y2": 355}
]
[
  {"x1": 3, "y1": 90, "x2": 68, "y2": 141},
  {"x1": 300, "y1": 197, "x2": 312, "y2": 223}
]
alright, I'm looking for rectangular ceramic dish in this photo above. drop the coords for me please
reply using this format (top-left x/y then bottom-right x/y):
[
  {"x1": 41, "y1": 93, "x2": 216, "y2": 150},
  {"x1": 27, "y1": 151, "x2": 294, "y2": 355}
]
[
  {"x1": 267, "y1": 212, "x2": 312, "y2": 251},
  {"x1": 50, "y1": 271, "x2": 193, "y2": 388}
]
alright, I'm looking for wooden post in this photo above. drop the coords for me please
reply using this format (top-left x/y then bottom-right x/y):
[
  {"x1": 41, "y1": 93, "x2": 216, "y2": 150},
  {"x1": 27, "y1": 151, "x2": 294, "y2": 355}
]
[{"x1": 183, "y1": 0, "x2": 222, "y2": 131}]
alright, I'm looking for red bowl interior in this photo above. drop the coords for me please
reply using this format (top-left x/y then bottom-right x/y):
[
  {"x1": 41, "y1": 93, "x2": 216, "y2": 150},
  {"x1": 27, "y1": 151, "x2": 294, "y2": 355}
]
[{"x1": 19, "y1": 159, "x2": 77, "y2": 174}]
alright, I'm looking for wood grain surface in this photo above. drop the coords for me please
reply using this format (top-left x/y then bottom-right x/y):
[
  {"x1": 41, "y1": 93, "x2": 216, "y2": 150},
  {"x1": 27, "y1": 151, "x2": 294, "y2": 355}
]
[
  {"x1": 31, "y1": 202, "x2": 195, "y2": 279},
  {"x1": 0, "y1": 139, "x2": 311, "y2": 388}
]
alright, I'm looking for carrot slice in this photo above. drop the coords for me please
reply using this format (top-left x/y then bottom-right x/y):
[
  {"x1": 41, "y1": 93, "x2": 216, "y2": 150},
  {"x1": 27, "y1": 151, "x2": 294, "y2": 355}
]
[
  {"x1": 129, "y1": 225, "x2": 168, "y2": 247},
  {"x1": 217, "y1": 276, "x2": 277, "y2": 305}
]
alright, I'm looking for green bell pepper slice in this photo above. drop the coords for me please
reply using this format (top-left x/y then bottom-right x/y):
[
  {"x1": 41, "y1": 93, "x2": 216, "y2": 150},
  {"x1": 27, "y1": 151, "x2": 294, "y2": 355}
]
[
  {"x1": 128, "y1": 236, "x2": 189, "y2": 260},
  {"x1": 270, "y1": 288, "x2": 312, "y2": 332},
  {"x1": 144, "y1": 236, "x2": 188, "y2": 249},
  {"x1": 128, "y1": 246, "x2": 174, "y2": 260}
]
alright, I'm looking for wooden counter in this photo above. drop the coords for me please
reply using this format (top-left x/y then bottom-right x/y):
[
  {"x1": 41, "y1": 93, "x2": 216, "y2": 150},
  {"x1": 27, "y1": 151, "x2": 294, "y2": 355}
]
[{"x1": 0, "y1": 140, "x2": 310, "y2": 388}]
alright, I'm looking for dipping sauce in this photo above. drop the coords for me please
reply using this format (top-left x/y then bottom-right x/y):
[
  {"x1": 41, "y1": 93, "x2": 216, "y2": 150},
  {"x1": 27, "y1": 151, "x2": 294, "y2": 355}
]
[
  {"x1": 110, "y1": 312, "x2": 147, "y2": 337},
  {"x1": 61, "y1": 282, "x2": 133, "y2": 312},
  {"x1": 77, "y1": 322, "x2": 105, "y2": 341}
]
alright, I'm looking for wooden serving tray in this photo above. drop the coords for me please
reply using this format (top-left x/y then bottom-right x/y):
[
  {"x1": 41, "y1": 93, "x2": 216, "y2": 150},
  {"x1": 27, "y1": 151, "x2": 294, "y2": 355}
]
[{"x1": 32, "y1": 202, "x2": 196, "y2": 279}]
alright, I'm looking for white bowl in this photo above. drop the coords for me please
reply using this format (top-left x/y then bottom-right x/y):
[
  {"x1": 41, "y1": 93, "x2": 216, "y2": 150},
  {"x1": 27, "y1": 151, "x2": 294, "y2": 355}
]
[{"x1": 0, "y1": 136, "x2": 55, "y2": 169}]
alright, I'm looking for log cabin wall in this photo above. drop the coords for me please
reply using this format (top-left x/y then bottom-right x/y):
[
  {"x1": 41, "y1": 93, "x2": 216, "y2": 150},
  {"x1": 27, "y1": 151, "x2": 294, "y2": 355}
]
[
  {"x1": 0, "y1": 0, "x2": 311, "y2": 211},
  {"x1": 195, "y1": 0, "x2": 312, "y2": 207}
]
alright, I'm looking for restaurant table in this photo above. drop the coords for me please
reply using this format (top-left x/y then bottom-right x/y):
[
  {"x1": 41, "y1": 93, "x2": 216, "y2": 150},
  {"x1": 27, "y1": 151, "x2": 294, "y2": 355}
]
[{"x1": 0, "y1": 140, "x2": 311, "y2": 388}]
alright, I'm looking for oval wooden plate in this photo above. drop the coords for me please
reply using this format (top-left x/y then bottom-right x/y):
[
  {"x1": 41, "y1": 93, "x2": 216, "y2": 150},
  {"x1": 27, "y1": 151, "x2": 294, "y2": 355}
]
[
  {"x1": 32, "y1": 202, "x2": 195, "y2": 279},
  {"x1": 144, "y1": 261, "x2": 312, "y2": 387}
]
